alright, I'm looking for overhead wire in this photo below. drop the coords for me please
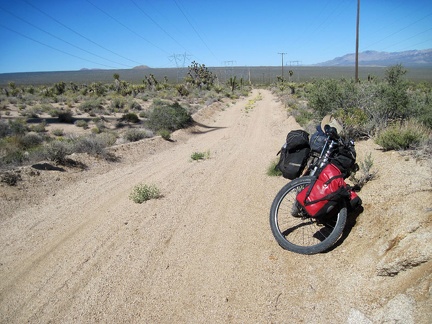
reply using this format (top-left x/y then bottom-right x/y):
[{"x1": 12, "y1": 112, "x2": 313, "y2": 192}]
[
  {"x1": 381, "y1": 26, "x2": 432, "y2": 52},
  {"x1": 362, "y1": 11, "x2": 432, "y2": 51},
  {"x1": 86, "y1": 0, "x2": 170, "y2": 55},
  {"x1": 130, "y1": 0, "x2": 188, "y2": 53},
  {"x1": 0, "y1": 5, "x2": 133, "y2": 69},
  {"x1": 173, "y1": 0, "x2": 217, "y2": 63},
  {"x1": 0, "y1": 24, "x2": 117, "y2": 69},
  {"x1": 20, "y1": 0, "x2": 143, "y2": 66}
]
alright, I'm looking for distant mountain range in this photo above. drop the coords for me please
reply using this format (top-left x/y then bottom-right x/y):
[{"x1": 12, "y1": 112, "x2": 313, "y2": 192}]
[{"x1": 316, "y1": 49, "x2": 432, "y2": 67}]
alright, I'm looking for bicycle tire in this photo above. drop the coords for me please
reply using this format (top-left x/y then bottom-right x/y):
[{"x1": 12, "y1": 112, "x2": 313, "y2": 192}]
[{"x1": 269, "y1": 176, "x2": 347, "y2": 255}]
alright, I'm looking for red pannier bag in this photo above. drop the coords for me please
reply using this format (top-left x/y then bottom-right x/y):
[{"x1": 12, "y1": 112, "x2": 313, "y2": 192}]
[{"x1": 296, "y1": 163, "x2": 351, "y2": 218}]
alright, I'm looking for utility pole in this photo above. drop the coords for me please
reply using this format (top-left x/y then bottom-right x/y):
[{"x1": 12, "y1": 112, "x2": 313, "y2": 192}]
[
  {"x1": 278, "y1": 52, "x2": 287, "y2": 81},
  {"x1": 355, "y1": 0, "x2": 360, "y2": 82}
]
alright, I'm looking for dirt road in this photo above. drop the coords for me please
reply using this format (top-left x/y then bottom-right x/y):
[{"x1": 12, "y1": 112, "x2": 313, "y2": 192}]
[{"x1": 1, "y1": 89, "x2": 430, "y2": 323}]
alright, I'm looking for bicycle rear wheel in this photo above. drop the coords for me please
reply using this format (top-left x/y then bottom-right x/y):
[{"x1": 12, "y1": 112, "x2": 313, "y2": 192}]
[{"x1": 269, "y1": 176, "x2": 347, "y2": 255}]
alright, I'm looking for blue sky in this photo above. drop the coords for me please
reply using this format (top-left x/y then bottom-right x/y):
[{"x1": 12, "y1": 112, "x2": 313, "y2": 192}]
[{"x1": 0, "y1": 0, "x2": 431, "y2": 73}]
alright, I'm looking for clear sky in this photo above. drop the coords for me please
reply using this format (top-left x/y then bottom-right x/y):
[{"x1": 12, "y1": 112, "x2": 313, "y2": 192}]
[{"x1": 0, "y1": 0, "x2": 431, "y2": 73}]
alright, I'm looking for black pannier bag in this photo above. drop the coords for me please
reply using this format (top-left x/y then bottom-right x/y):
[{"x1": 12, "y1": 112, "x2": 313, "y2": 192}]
[
  {"x1": 330, "y1": 139, "x2": 357, "y2": 178},
  {"x1": 276, "y1": 130, "x2": 310, "y2": 180}
]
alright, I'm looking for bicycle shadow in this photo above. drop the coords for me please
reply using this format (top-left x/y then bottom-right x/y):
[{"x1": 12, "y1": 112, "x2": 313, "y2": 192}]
[{"x1": 326, "y1": 206, "x2": 364, "y2": 252}]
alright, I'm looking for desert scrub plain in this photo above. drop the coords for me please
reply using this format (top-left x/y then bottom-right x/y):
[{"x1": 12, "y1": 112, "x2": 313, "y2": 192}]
[
  {"x1": 0, "y1": 62, "x2": 252, "y2": 175},
  {"x1": 0, "y1": 63, "x2": 431, "y2": 323},
  {"x1": 0, "y1": 63, "x2": 431, "y2": 193}
]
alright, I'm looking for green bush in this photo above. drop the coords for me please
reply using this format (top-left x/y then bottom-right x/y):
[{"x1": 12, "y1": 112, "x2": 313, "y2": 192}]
[
  {"x1": 349, "y1": 153, "x2": 377, "y2": 188},
  {"x1": 0, "y1": 120, "x2": 10, "y2": 138},
  {"x1": 110, "y1": 97, "x2": 126, "y2": 109},
  {"x1": 191, "y1": 150, "x2": 210, "y2": 161},
  {"x1": 44, "y1": 140, "x2": 73, "y2": 164},
  {"x1": 74, "y1": 119, "x2": 88, "y2": 128},
  {"x1": 57, "y1": 110, "x2": 74, "y2": 123},
  {"x1": 20, "y1": 132, "x2": 44, "y2": 149},
  {"x1": 158, "y1": 129, "x2": 171, "y2": 140},
  {"x1": 121, "y1": 112, "x2": 140, "y2": 123},
  {"x1": 267, "y1": 159, "x2": 282, "y2": 177},
  {"x1": 376, "y1": 121, "x2": 429, "y2": 150},
  {"x1": 129, "y1": 183, "x2": 162, "y2": 203},
  {"x1": 148, "y1": 101, "x2": 192, "y2": 131},
  {"x1": 124, "y1": 129, "x2": 151, "y2": 142},
  {"x1": 72, "y1": 134, "x2": 116, "y2": 160},
  {"x1": 79, "y1": 98, "x2": 103, "y2": 113},
  {"x1": 52, "y1": 128, "x2": 64, "y2": 136}
]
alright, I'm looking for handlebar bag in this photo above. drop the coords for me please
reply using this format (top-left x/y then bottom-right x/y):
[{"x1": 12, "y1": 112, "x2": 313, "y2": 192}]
[
  {"x1": 296, "y1": 163, "x2": 350, "y2": 218},
  {"x1": 276, "y1": 130, "x2": 310, "y2": 180}
]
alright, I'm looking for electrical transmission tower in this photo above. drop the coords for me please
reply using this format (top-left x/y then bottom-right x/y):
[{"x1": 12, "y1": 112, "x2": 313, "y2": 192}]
[
  {"x1": 169, "y1": 52, "x2": 192, "y2": 82},
  {"x1": 223, "y1": 60, "x2": 236, "y2": 82}
]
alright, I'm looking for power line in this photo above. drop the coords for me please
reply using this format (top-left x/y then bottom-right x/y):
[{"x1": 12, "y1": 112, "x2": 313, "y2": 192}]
[
  {"x1": 86, "y1": 0, "x2": 169, "y2": 56},
  {"x1": 130, "y1": 0, "x2": 188, "y2": 53},
  {"x1": 21, "y1": 0, "x2": 143, "y2": 65},
  {"x1": 362, "y1": 11, "x2": 432, "y2": 51},
  {"x1": 173, "y1": 0, "x2": 217, "y2": 63},
  {"x1": 0, "y1": 5, "x2": 133, "y2": 69},
  {"x1": 0, "y1": 24, "x2": 117, "y2": 69},
  {"x1": 381, "y1": 26, "x2": 432, "y2": 51}
]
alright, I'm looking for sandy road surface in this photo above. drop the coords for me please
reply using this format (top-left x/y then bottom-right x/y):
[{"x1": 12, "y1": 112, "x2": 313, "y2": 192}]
[{"x1": 1, "y1": 89, "x2": 430, "y2": 323}]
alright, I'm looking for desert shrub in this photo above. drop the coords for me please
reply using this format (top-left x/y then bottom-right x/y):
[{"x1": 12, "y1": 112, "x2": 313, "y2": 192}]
[
  {"x1": 98, "y1": 132, "x2": 117, "y2": 146},
  {"x1": 29, "y1": 120, "x2": 47, "y2": 133},
  {"x1": 0, "y1": 171, "x2": 22, "y2": 186},
  {"x1": 121, "y1": 112, "x2": 140, "y2": 123},
  {"x1": 267, "y1": 159, "x2": 282, "y2": 177},
  {"x1": 176, "y1": 84, "x2": 190, "y2": 96},
  {"x1": 0, "y1": 145, "x2": 27, "y2": 166},
  {"x1": 79, "y1": 98, "x2": 103, "y2": 113},
  {"x1": 124, "y1": 129, "x2": 151, "y2": 142},
  {"x1": 158, "y1": 129, "x2": 171, "y2": 140},
  {"x1": 74, "y1": 120, "x2": 88, "y2": 129},
  {"x1": 110, "y1": 97, "x2": 126, "y2": 110},
  {"x1": 0, "y1": 120, "x2": 10, "y2": 138},
  {"x1": 22, "y1": 107, "x2": 40, "y2": 118},
  {"x1": 190, "y1": 150, "x2": 210, "y2": 161},
  {"x1": 335, "y1": 107, "x2": 369, "y2": 139},
  {"x1": 49, "y1": 108, "x2": 60, "y2": 117},
  {"x1": 129, "y1": 183, "x2": 162, "y2": 203},
  {"x1": 128, "y1": 100, "x2": 142, "y2": 111},
  {"x1": 20, "y1": 132, "x2": 44, "y2": 149},
  {"x1": 44, "y1": 140, "x2": 73, "y2": 164},
  {"x1": 408, "y1": 89, "x2": 432, "y2": 128},
  {"x1": 376, "y1": 120, "x2": 429, "y2": 151},
  {"x1": 148, "y1": 101, "x2": 192, "y2": 131},
  {"x1": 57, "y1": 110, "x2": 74, "y2": 123},
  {"x1": 52, "y1": 128, "x2": 64, "y2": 136},
  {"x1": 306, "y1": 79, "x2": 351, "y2": 117},
  {"x1": 349, "y1": 153, "x2": 377, "y2": 189},
  {"x1": 294, "y1": 109, "x2": 314, "y2": 127},
  {"x1": 72, "y1": 134, "x2": 111, "y2": 157},
  {"x1": 139, "y1": 110, "x2": 149, "y2": 118},
  {"x1": 8, "y1": 119, "x2": 28, "y2": 136}
]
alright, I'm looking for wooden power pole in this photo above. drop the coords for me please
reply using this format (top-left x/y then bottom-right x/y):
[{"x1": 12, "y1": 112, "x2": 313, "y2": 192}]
[
  {"x1": 278, "y1": 52, "x2": 287, "y2": 81},
  {"x1": 355, "y1": 0, "x2": 360, "y2": 82}
]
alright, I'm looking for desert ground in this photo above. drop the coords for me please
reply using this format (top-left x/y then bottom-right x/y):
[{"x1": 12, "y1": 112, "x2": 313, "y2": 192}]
[{"x1": 0, "y1": 89, "x2": 431, "y2": 323}]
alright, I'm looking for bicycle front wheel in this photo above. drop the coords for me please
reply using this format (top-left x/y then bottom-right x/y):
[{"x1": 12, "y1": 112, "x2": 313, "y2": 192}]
[{"x1": 269, "y1": 176, "x2": 347, "y2": 255}]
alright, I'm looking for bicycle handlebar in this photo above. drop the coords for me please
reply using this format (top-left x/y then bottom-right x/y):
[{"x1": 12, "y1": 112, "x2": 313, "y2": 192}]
[{"x1": 323, "y1": 124, "x2": 340, "y2": 140}]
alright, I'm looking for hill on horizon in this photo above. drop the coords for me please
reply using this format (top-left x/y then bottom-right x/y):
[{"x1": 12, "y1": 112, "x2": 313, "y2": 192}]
[{"x1": 317, "y1": 48, "x2": 432, "y2": 67}]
